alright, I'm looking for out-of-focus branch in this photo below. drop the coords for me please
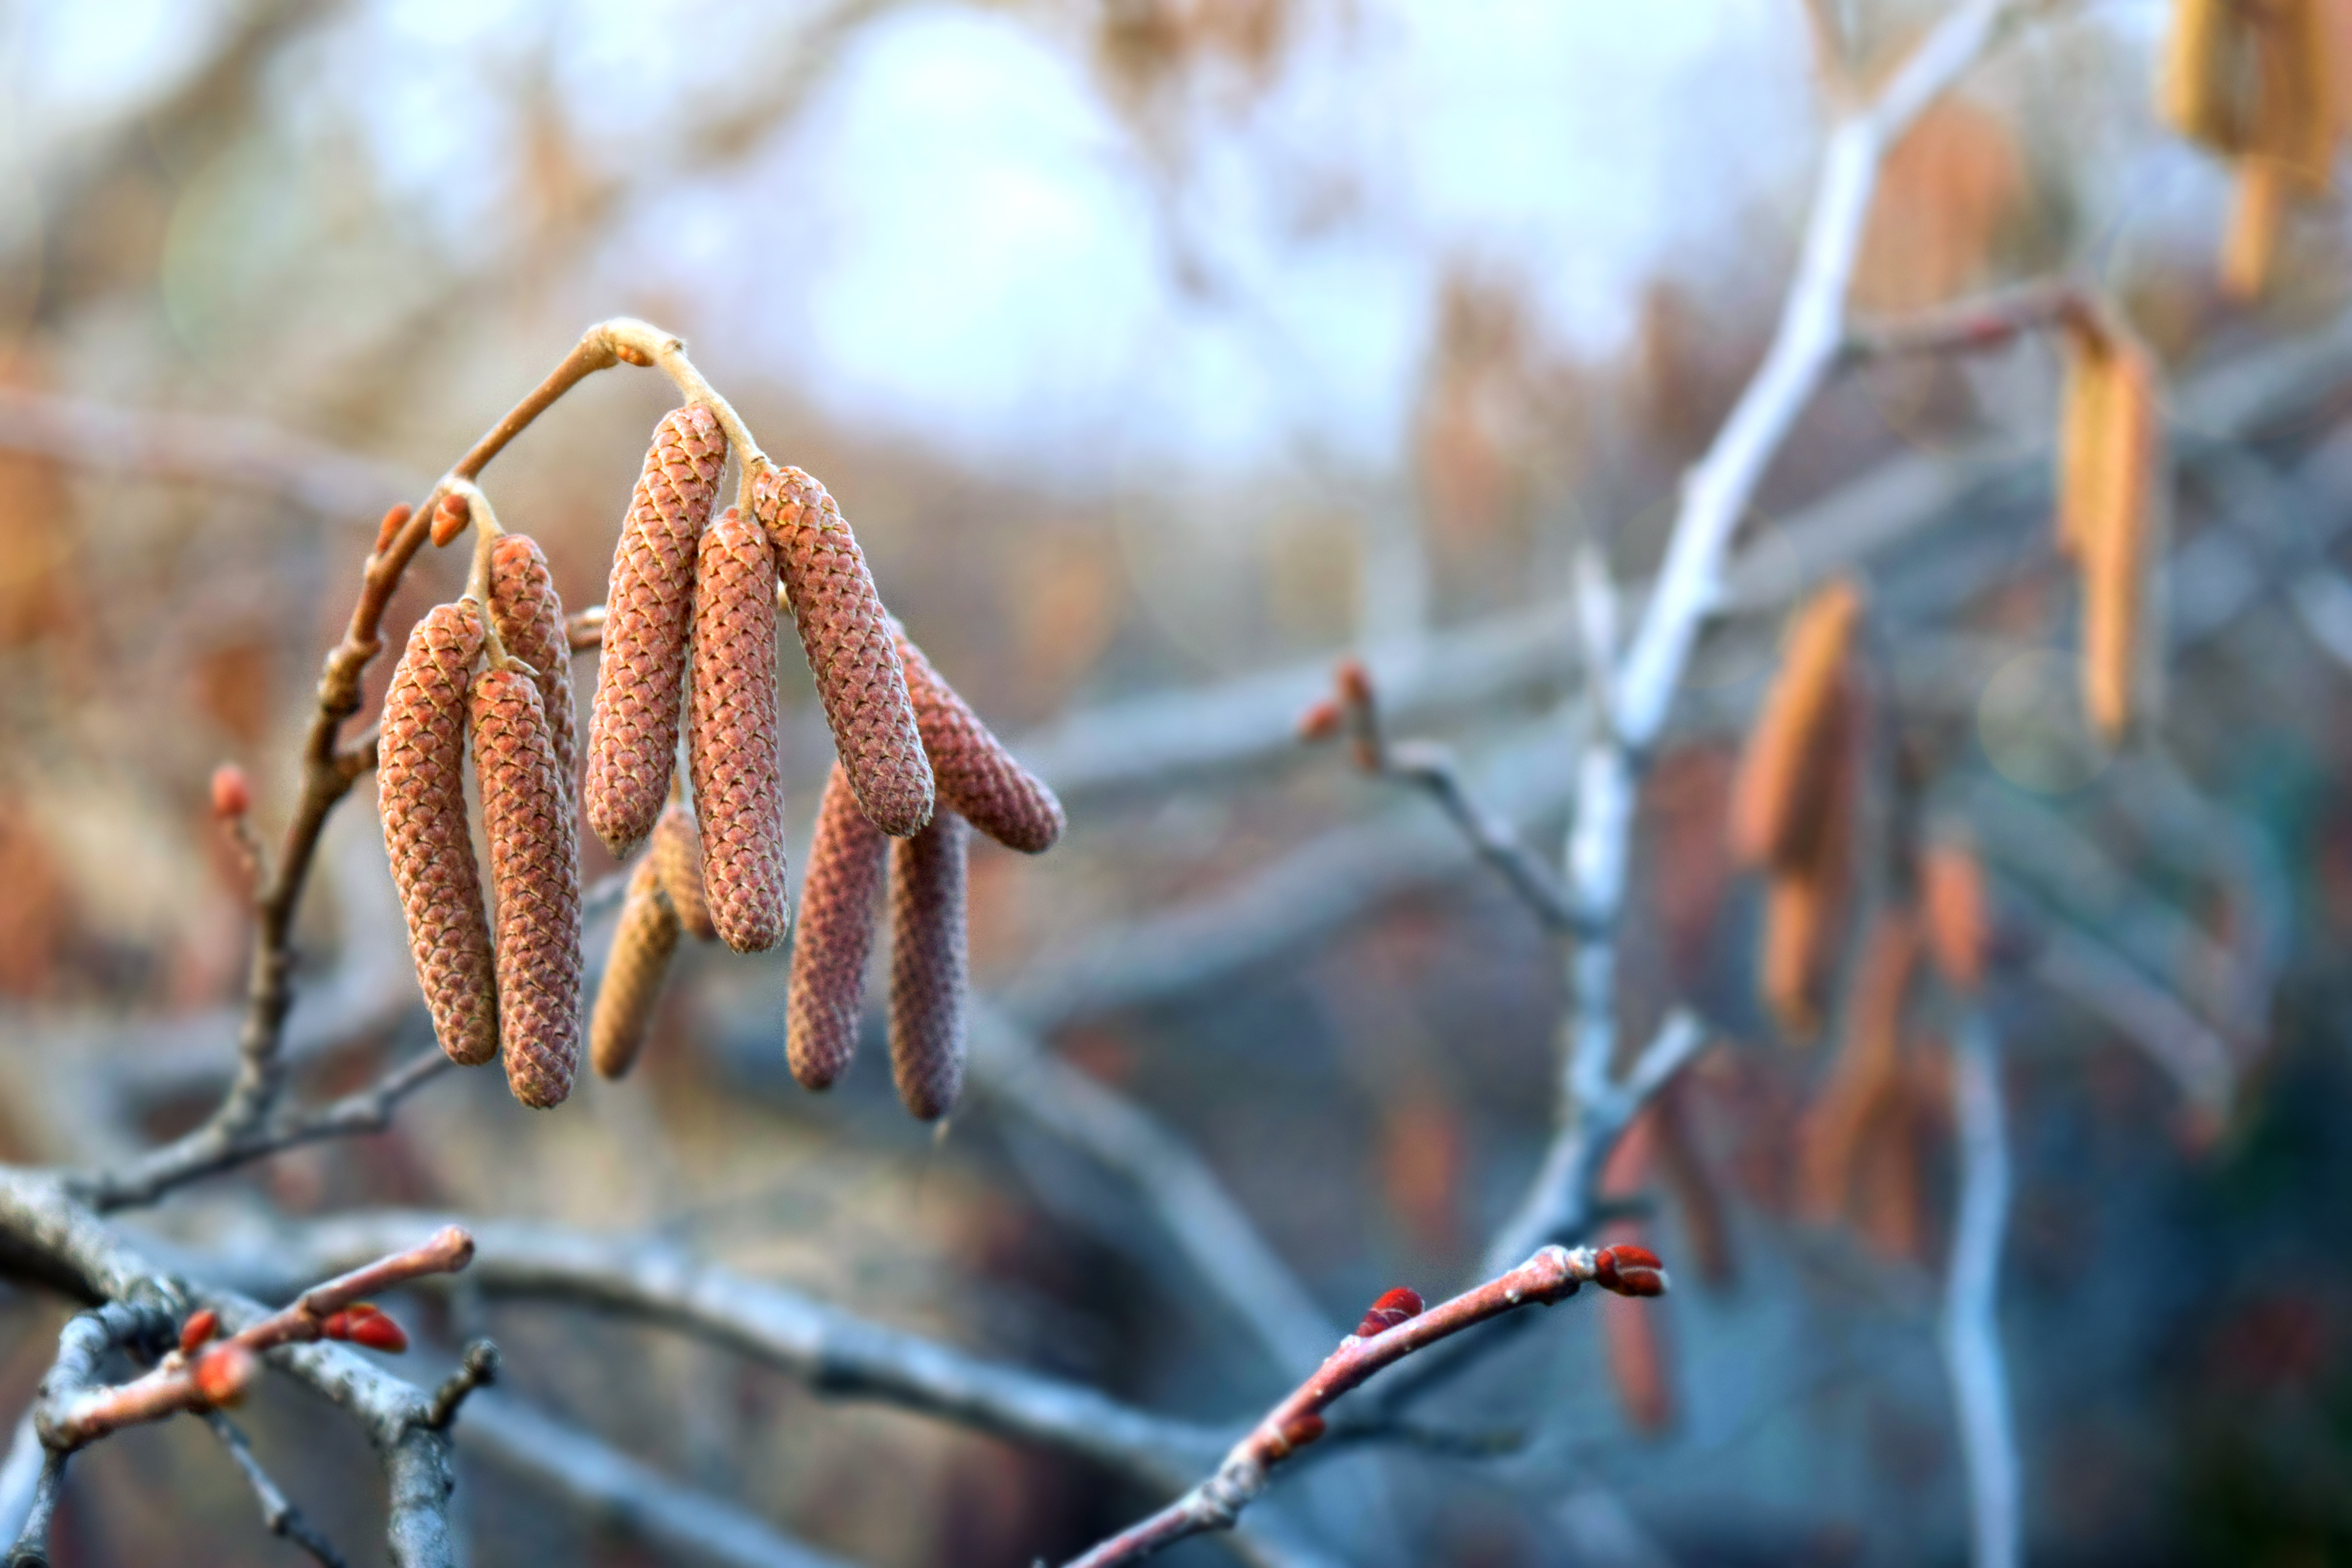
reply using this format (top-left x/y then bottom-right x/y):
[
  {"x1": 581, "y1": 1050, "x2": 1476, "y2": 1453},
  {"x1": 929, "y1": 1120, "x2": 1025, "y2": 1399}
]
[
  {"x1": 1840, "y1": 278, "x2": 2089, "y2": 365},
  {"x1": 202, "y1": 1412, "x2": 349, "y2": 1568},
  {"x1": 1, "y1": 1445, "x2": 63, "y2": 1568},
  {"x1": 1058, "y1": 1244, "x2": 1670, "y2": 1568},
  {"x1": 1299, "y1": 661, "x2": 1590, "y2": 935},
  {"x1": 455, "y1": 1391, "x2": 860, "y2": 1568},
  {"x1": 2027, "y1": 923, "x2": 2234, "y2": 1113},
  {"x1": 247, "y1": 1211, "x2": 1225, "y2": 1489},
  {"x1": 1942, "y1": 1009, "x2": 2020, "y2": 1568}
]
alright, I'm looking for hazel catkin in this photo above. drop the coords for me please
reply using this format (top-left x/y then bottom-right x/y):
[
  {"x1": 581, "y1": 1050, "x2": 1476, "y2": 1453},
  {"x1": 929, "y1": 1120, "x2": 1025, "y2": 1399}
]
[
  {"x1": 584, "y1": 405, "x2": 726, "y2": 858},
  {"x1": 472, "y1": 664, "x2": 584, "y2": 1108},
  {"x1": 488, "y1": 533, "x2": 577, "y2": 815},
  {"x1": 591, "y1": 858, "x2": 681, "y2": 1081},
  {"x1": 1728, "y1": 581, "x2": 1860, "y2": 872},
  {"x1": 895, "y1": 628, "x2": 1065, "y2": 854},
  {"x1": 786, "y1": 763, "x2": 889, "y2": 1092},
  {"x1": 1920, "y1": 840, "x2": 1989, "y2": 991},
  {"x1": 753, "y1": 465, "x2": 934, "y2": 838},
  {"x1": 379, "y1": 602, "x2": 497, "y2": 1067},
  {"x1": 888, "y1": 809, "x2": 971, "y2": 1121},
  {"x1": 652, "y1": 797, "x2": 717, "y2": 942},
  {"x1": 688, "y1": 507, "x2": 788, "y2": 953}
]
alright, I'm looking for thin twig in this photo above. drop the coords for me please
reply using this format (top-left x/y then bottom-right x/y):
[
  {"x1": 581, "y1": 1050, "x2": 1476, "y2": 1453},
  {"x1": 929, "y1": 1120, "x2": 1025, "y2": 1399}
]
[
  {"x1": 423, "y1": 1340, "x2": 501, "y2": 1430},
  {"x1": 1058, "y1": 1244, "x2": 1668, "y2": 1568},
  {"x1": 1942, "y1": 1009, "x2": 2020, "y2": 1568},
  {"x1": 1840, "y1": 278, "x2": 2089, "y2": 365},
  {"x1": 202, "y1": 1412, "x2": 349, "y2": 1568}
]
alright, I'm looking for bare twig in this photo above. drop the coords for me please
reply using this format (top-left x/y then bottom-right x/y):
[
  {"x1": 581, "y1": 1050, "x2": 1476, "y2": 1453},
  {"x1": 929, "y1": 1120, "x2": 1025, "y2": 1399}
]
[
  {"x1": 1840, "y1": 278, "x2": 2089, "y2": 365},
  {"x1": 424, "y1": 1340, "x2": 501, "y2": 1430},
  {"x1": 1, "y1": 1447, "x2": 62, "y2": 1568},
  {"x1": 202, "y1": 1412, "x2": 349, "y2": 1568},
  {"x1": 1058, "y1": 1244, "x2": 1670, "y2": 1568},
  {"x1": 2028, "y1": 924, "x2": 2234, "y2": 1112},
  {"x1": 1303, "y1": 661, "x2": 1590, "y2": 935},
  {"x1": 1942, "y1": 1009, "x2": 2020, "y2": 1568}
]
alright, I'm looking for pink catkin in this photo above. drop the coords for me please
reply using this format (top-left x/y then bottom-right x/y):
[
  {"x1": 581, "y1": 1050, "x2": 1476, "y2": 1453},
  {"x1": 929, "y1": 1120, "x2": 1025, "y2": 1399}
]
[
  {"x1": 379, "y1": 603, "x2": 497, "y2": 1067},
  {"x1": 786, "y1": 764, "x2": 889, "y2": 1091},
  {"x1": 651, "y1": 798, "x2": 717, "y2": 942},
  {"x1": 895, "y1": 629, "x2": 1065, "y2": 854},
  {"x1": 753, "y1": 465, "x2": 934, "y2": 837},
  {"x1": 584, "y1": 405, "x2": 726, "y2": 857},
  {"x1": 472, "y1": 665, "x2": 584, "y2": 1107},
  {"x1": 888, "y1": 810, "x2": 970, "y2": 1120},
  {"x1": 487, "y1": 534, "x2": 579, "y2": 816},
  {"x1": 688, "y1": 507, "x2": 788, "y2": 953}
]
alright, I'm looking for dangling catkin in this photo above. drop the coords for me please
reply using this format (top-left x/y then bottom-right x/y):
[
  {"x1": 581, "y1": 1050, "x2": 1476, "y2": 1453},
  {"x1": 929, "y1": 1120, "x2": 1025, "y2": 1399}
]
[
  {"x1": 488, "y1": 534, "x2": 577, "y2": 815},
  {"x1": 652, "y1": 797, "x2": 716, "y2": 942},
  {"x1": 472, "y1": 664, "x2": 584, "y2": 1108},
  {"x1": 591, "y1": 859, "x2": 680, "y2": 1081},
  {"x1": 2054, "y1": 324, "x2": 2116, "y2": 561},
  {"x1": 1756, "y1": 683, "x2": 1855, "y2": 1043},
  {"x1": 380, "y1": 602, "x2": 496, "y2": 1067},
  {"x1": 2081, "y1": 339, "x2": 2160, "y2": 745},
  {"x1": 2158, "y1": 0, "x2": 2239, "y2": 151},
  {"x1": 2221, "y1": 158, "x2": 2288, "y2": 301},
  {"x1": 889, "y1": 810, "x2": 970, "y2": 1121},
  {"x1": 688, "y1": 507, "x2": 788, "y2": 954},
  {"x1": 895, "y1": 629, "x2": 1066, "y2": 854},
  {"x1": 1920, "y1": 840, "x2": 1989, "y2": 991},
  {"x1": 1728, "y1": 580, "x2": 1860, "y2": 871},
  {"x1": 752, "y1": 465, "x2": 934, "y2": 838},
  {"x1": 787, "y1": 764, "x2": 891, "y2": 1091},
  {"x1": 585, "y1": 405, "x2": 726, "y2": 858},
  {"x1": 1799, "y1": 908, "x2": 1918, "y2": 1221}
]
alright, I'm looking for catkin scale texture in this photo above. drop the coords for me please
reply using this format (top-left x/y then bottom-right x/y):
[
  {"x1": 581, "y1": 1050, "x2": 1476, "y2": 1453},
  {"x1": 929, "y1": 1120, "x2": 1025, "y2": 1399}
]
[
  {"x1": 472, "y1": 665, "x2": 584, "y2": 1108},
  {"x1": 753, "y1": 465, "x2": 934, "y2": 838},
  {"x1": 488, "y1": 534, "x2": 577, "y2": 815},
  {"x1": 688, "y1": 507, "x2": 789, "y2": 953},
  {"x1": 1728, "y1": 582, "x2": 1860, "y2": 873},
  {"x1": 889, "y1": 810, "x2": 970, "y2": 1121},
  {"x1": 787, "y1": 764, "x2": 889, "y2": 1091},
  {"x1": 585, "y1": 405, "x2": 726, "y2": 857},
  {"x1": 380, "y1": 603, "x2": 497, "y2": 1067},
  {"x1": 592, "y1": 859, "x2": 681, "y2": 1080},
  {"x1": 895, "y1": 630, "x2": 1066, "y2": 854},
  {"x1": 652, "y1": 799, "x2": 717, "y2": 942}
]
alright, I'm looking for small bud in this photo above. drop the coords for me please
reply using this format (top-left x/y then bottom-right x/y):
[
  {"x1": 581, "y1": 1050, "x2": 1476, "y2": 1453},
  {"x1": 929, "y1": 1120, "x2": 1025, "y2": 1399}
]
[
  {"x1": 430, "y1": 493, "x2": 470, "y2": 548},
  {"x1": 1593, "y1": 1244, "x2": 1668, "y2": 1298},
  {"x1": 374, "y1": 503, "x2": 412, "y2": 555},
  {"x1": 194, "y1": 1343, "x2": 258, "y2": 1406},
  {"x1": 614, "y1": 340, "x2": 656, "y2": 367},
  {"x1": 1273, "y1": 1413, "x2": 1327, "y2": 1454},
  {"x1": 178, "y1": 1308, "x2": 220, "y2": 1356},
  {"x1": 340, "y1": 1305, "x2": 410, "y2": 1354},
  {"x1": 210, "y1": 764, "x2": 252, "y2": 820},
  {"x1": 1296, "y1": 697, "x2": 1343, "y2": 744},
  {"x1": 1334, "y1": 657, "x2": 1374, "y2": 710},
  {"x1": 1353, "y1": 1286, "x2": 1425, "y2": 1338}
]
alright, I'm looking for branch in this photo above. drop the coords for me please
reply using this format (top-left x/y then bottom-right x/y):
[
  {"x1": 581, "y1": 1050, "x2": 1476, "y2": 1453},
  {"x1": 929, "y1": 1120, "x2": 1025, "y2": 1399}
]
[
  {"x1": 201, "y1": 1412, "x2": 348, "y2": 1568},
  {"x1": 38, "y1": 1225, "x2": 474, "y2": 1451},
  {"x1": 2027, "y1": 923, "x2": 2235, "y2": 1113},
  {"x1": 1839, "y1": 278, "x2": 2090, "y2": 365},
  {"x1": 1942, "y1": 1010, "x2": 2020, "y2": 1568},
  {"x1": 1299, "y1": 660, "x2": 1591, "y2": 935},
  {"x1": 1057, "y1": 1245, "x2": 1671, "y2": 1568},
  {"x1": 423, "y1": 1340, "x2": 501, "y2": 1430}
]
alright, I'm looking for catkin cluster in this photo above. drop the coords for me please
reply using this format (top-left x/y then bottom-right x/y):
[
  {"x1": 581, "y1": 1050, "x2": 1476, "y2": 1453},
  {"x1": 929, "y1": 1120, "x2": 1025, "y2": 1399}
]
[
  {"x1": 785, "y1": 626, "x2": 1063, "y2": 1121},
  {"x1": 2158, "y1": 0, "x2": 2339, "y2": 298},
  {"x1": 384, "y1": 399, "x2": 1063, "y2": 1119},
  {"x1": 379, "y1": 544, "x2": 583, "y2": 1106},
  {"x1": 2054, "y1": 316, "x2": 2165, "y2": 746},
  {"x1": 1728, "y1": 579, "x2": 1862, "y2": 1042}
]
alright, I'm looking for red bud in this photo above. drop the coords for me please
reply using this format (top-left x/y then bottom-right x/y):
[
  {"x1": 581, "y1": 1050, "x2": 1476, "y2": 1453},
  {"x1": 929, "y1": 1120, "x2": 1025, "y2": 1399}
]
[
  {"x1": 1296, "y1": 697, "x2": 1344, "y2": 743},
  {"x1": 430, "y1": 494, "x2": 469, "y2": 547},
  {"x1": 325, "y1": 1303, "x2": 408, "y2": 1353},
  {"x1": 374, "y1": 504, "x2": 412, "y2": 554},
  {"x1": 210, "y1": 765, "x2": 252, "y2": 820},
  {"x1": 1594, "y1": 1244, "x2": 1668, "y2": 1298},
  {"x1": 1274, "y1": 1413, "x2": 1327, "y2": 1453},
  {"x1": 178, "y1": 1309, "x2": 220, "y2": 1356},
  {"x1": 1334, "y1": 657, "x2": 1374, "y2": 709},
  {"x1": 1353, "y1": 1286, "x2": 1425, "y2": 1338},
  {"x1": 194, "y1": 1343, "x2": 257, "y2": 1406}
]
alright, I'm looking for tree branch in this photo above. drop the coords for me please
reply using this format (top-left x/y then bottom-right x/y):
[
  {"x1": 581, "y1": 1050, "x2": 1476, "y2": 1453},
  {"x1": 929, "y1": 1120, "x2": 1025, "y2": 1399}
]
[
  {"x1": 1057, "y1": 1244, "x2": 1670, "y2": 1568},
  {"x1": 1942, "y1": 1009, "x2": 2020, "y2": 1568},
  {"x1": 202, "y1": 1412, "x2": 349, "y2": 1568}
]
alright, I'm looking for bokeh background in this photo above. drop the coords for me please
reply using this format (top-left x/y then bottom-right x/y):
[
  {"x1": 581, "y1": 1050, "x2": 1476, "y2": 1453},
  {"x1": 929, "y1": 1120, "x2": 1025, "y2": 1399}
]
[{"x1": 1, "y1": 0, "x2": 2350, "y2": 1563}]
